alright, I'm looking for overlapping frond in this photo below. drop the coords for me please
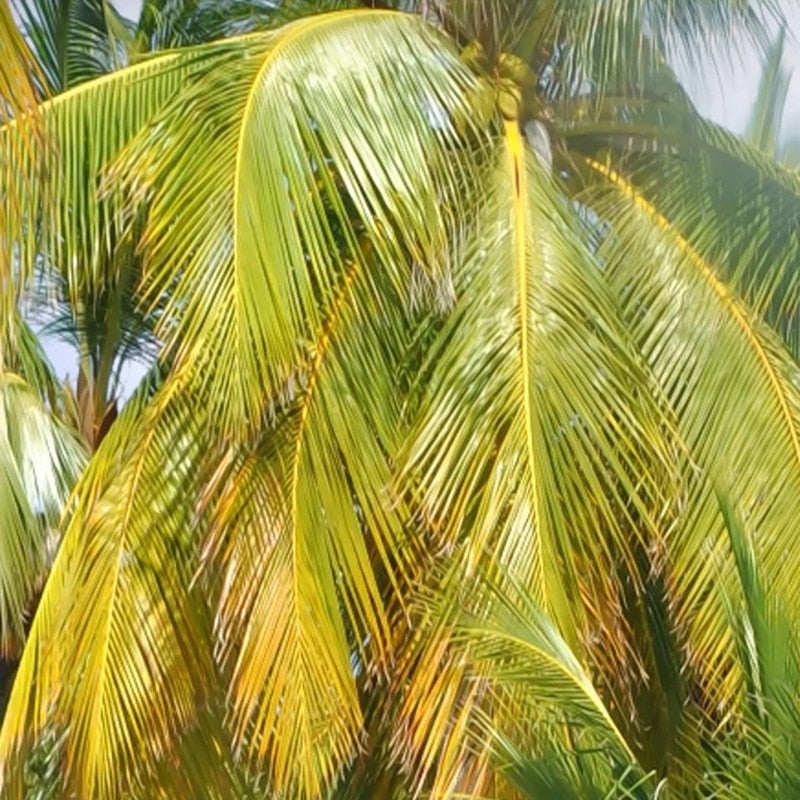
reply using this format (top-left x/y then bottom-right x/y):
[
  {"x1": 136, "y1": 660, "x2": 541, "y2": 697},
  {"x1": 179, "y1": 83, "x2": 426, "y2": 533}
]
[
  {"x1": 0, "y1": 372, "x2": 219, "y2": 799},
  {"x1": 111, "y1": 9, "x2": 479, "y2": 437},
  {"x1": 422, "y1": 0, "x2": 779, "y2": 97},
  {"x1": 0, "y1": 0, "x2": 43, "y2": 340},
  {"x1": 585, "y1": 157, "x2": 800, "y2": 717},
  {"x1": 681, "y1": 493, "x2": 800, "y2": 797},
  {"x1": 2, "y1": 2, "x2": 800, "y2": 798},
  {"x1": 450, "y1": 581, "x2": 653, "y2": 799},
  {"x1": 2, "y1": 10, "x2": 485, "y2": 798},
  {"x1": 562, "y1": 91, "x2": 800, "y2": 355},
  {"x1": 534, "y1": 0, "x2": 779, "y2": 101},
  {"x1": 0, "y1": 33, "x2": 237, "y2": 311},
  {"x1": 393, "y1": 120, "x2": 672, "y2": 793},
  {"x1": 200, "y1": 253, "x2": 419, "y2": 797}
]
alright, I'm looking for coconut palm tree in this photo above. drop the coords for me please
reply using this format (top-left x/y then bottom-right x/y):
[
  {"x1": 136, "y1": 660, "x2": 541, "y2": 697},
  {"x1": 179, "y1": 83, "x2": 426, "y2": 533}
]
[
  {"x1": 2, "y1": 0, "x2": 800, "y2": 797},
  {"x1": 12, "y1": 0, "x2": 309, "y2": 450}
]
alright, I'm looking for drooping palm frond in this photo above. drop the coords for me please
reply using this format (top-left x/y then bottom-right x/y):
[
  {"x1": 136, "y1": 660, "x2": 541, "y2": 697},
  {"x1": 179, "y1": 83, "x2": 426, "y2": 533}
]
[
  {"x1": 680, "y1": 492, "x2": 800, "y2": 798},
  {"x1": 390, "y1": 119, "x2": 673, "y2": 794},
  {"x1": 197, "y1": 253, "x2": 422, "y2": 796},
  {"x1": 0, "y1": 1, "x2": 35, "y2": 112},
  {"x1": 583, "y1": 158, "x2": 800, "y2": 729},
  {"x1": 564, "y1": 106, "x2": 800, "y2": 356},
  {"x1": 539, "y1": 11, "x2": 800, "y2": 360},
  {"x1": 448, "y1": 580, "x2": 655, "y2": 799},
  {"x1": 0, "y1": 0, "x2": 42, "y2": 131},
  {"x1": 113, "y1": 9, "x2": 479, "y2": 437},
  {"x1": 4, "y1": 313, "x2": 63, "y2": 405},
  {"x1": 0, "y1": 0, "x2": 44, "y2": 345},
  {"x1": 0, "y1": 370, "x2": 223, "y2": 799}
]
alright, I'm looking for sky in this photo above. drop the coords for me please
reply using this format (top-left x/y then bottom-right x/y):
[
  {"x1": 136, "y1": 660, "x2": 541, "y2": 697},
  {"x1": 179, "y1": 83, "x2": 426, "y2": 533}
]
[{"x1": 40, "y1": 0, "x2": 800, "y2": 393}]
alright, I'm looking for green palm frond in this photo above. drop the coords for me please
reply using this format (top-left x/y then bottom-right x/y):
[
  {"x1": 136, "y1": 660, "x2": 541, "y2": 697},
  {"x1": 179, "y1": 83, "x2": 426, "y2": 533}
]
[
  {"x1": 0, "y1": 0, "x2": 44, "y2": 339},
  {"x1": 459, "y1": 581, "x2": 649, "y2": 794},
  {"x1": 3, "y1": 313, "x2": 63, "y2": 405},
  {"x1": 391, "y1": 120, "x2": 673, "y2": 793},
  {"x1": 112, "y1": 9, "x2": 479, "y2": 437},
  {"x1": 1, "y1": 11, "x2": 483, "y2": 796},
  {"x1": 395, "y1": 576, "x2": 655, "y2": 798},
  {"x1": 199, "y1": 252, "x2": 418, "y2": 795},
  {"x1": 0, "y1": 372, "x2": 216, "y2": 798},
  {"x1": 460, "y1": 584, "x2": 656, "y2": 799},
  {"x1": 0, "y1": 35, "x2": 227, "y2": 317},
  {"x1": 423, "y1": 0, "x2": 778, "y2": 96},
  {"x1": 685, "y1": 492, "x2": 800, "y2": 798},
  {"x1": 585, "y1": 158, "x2": 800, "y2": 717},
  {"x1": 132, "y1": 0, "x2": 295, "y2": 51},
  {"x1": 566, "y1": 112, "x2": 800, "y2": 356},
  {"x1": 546, "y1": 0, "x2": 778, "y2": 101}
]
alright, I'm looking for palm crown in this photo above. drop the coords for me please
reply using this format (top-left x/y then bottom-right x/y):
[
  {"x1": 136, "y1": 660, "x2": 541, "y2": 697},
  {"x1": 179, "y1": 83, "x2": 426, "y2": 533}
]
[{"x1": 2, "y1": 0, "x2": 800, "y2": 798}]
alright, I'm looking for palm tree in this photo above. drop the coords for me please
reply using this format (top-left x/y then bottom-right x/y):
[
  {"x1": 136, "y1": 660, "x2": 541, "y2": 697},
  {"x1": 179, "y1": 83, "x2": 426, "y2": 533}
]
[
  {"x1": 2, "y1": 0, "x2": 800, "y2": 797},
  {"x1": 13, "y1": 0, "x2": 303, "y2": 450}
]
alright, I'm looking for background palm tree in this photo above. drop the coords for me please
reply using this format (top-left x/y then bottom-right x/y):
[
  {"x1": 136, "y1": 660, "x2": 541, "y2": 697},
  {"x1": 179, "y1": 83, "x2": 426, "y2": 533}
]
[
  {"x1": 13, "y1": 0, "x2": 302, "y2": 450},
  {"x1": 2, "y1": 0, "x2": 800, "y2": 798}
]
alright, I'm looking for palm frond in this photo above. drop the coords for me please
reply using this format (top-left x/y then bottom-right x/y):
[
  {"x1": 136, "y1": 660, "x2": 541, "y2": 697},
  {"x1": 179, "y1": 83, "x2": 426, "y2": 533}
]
[
  {"x1": 0, "y1": 31, "x2": 241, "y2": 320},
  {"x1": 537, "y1": 0, "x2": 780, "y2": 101},
  {"x1": 550, "y1": 31, "x2": 800, "y2": 358},
  {"x1": 113, "y1": 9, "x2": 479, "y2": 437},
  {"x1": 132, "y1": 0, "x2": 297, "y2": 51},
  {"x1": 0, "y1": 0, "x2": 44, "y2": 338},
  {"x1": 585, "y1": 157, "x2": 800, "y2": 719},
  {"x1": 198, "y1": 250, "x2": 422, "y2": 796},
  {"x1": 685, "y1": 491, "x2": 800, "y2": 797},
  {"x1": 459, "y1": 581, "x2": 647, "y2": 787},
  {"x1": 393, "y1": 119, "x2": 672, "y2": 792},
  {"x1": 0, "y1": 1, "x2": 38, "y2": 117},
  {"x1": 561, "y1": 88, "x2": 800, "y2": 356},
  {"x1": 397, "y1": 576, "x2": 655, "y2": 799},
  {"x1": 0, "y1": 371, "x2": 218, "y2": 798}
]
